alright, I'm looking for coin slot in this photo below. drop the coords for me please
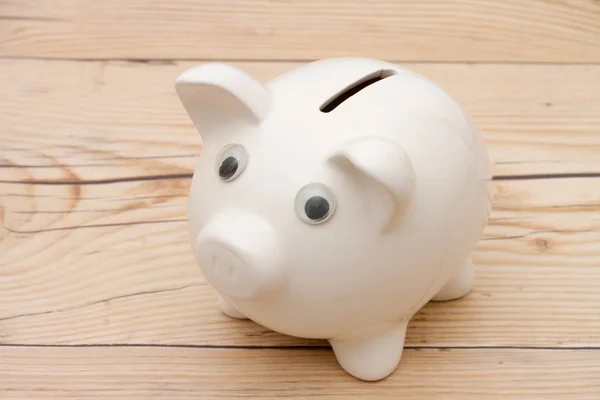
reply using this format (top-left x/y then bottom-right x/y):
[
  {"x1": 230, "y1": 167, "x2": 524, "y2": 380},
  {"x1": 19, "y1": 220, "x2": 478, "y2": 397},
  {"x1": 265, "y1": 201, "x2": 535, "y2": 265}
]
[{"x1": 320, "y1": 69, "x2": 397, "y2": 113}]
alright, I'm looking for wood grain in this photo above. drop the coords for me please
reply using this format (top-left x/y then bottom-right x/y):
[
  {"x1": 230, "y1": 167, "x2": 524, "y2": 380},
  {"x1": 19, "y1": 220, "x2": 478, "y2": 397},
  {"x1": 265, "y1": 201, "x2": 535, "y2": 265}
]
[
  {"x1": 2, "y1": 1, "x2": 600, "y2": 397},
  {"x1": 1, "y1": 59, "x2": 600, "y2": 182},
  {"x1": 1, "y1": 175, "x2": 598, "y2": 347},
  {"x1": 1, "y1": 346, "x2": 599, "y2": 399},
  {"x1": 1, "y1": 0, "x2": 600, "y2": 62}
]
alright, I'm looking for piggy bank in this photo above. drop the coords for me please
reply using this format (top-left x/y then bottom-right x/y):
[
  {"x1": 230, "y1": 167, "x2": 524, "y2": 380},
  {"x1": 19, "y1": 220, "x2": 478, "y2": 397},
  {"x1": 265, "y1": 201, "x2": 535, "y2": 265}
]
[{"x1": 175, "y1": 58, "x2": 492, "y2": 381}]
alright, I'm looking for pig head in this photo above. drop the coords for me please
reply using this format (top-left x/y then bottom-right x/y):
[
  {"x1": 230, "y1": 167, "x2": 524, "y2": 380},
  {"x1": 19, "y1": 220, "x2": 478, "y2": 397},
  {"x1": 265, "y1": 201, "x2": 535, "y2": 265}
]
[{"x1": 175, "y1": 62, "x2": 416, "y2": 306}]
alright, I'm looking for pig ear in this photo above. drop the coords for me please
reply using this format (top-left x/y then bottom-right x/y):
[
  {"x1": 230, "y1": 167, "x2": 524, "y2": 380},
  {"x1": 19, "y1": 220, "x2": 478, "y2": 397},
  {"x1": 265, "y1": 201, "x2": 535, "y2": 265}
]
[
  {"x1": 329, "y1": 137, "x2": 415, "y2": 234},
  {"x1": 175, "y1": 63, "x2": 271, "y2": 136}
]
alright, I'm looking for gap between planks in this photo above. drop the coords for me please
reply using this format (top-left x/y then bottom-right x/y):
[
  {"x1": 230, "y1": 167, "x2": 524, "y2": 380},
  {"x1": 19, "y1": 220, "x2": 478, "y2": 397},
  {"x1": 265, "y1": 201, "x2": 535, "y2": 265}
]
[
  {"x1": 2, "y1": 172, "x2": 600, "y2": 186},
  {"x1": 4, "y1": 56, "x2": 600, "y2": 66},
  {"x1": 1, "y1": 343, "x2": 600, "y2": 351}
]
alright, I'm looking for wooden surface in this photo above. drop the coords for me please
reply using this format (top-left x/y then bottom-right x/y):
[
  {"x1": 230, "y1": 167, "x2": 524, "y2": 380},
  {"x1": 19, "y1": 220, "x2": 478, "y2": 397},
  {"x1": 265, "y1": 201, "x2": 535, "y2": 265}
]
[
  {"x1": 1, "y1": 1, "x2": 600, "y2": 398},
  {"x1": 2, "y1": 0, "x2": 600, "y2": 61},
  {"x1": 2, "y1": 347, "x2": 600, "y2": 398}
]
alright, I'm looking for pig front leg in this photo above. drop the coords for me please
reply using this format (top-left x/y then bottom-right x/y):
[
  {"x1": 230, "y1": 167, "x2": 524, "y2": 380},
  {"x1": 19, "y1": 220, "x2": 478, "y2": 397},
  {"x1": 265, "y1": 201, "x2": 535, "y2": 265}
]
[
  {"x1": 329, "y1": 321, "x2": 409, "y2": 381},
  {"x1": 431, "y1": 258, "x2": 475, "y2": 302},
  {"x1": 218, "y1": 295, "x2": 248, "y2": 319}
]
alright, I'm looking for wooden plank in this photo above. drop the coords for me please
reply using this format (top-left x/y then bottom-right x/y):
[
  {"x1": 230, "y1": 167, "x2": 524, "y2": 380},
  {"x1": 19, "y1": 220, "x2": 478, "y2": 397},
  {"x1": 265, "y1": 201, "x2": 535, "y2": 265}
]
[
  {"x1": 1, "y1": 0, "x2": 600, "y2": 62},
  {"x1": 1, "y1": 59, "x2": 599, "y2": 181},
  {"x1": 0, "y1": 346, "x2": 599, "y2": 399},
  {"x1": 1, "y1": 177, "x2": 599, "y2": 347}
]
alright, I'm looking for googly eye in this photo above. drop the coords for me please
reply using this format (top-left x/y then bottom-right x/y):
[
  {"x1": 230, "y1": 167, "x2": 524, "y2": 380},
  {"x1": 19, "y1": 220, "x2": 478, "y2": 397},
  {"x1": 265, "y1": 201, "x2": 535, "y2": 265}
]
[
  {"x1": 295, "y1": 182, "x2": 336, "y2": 224},
  {"x1": 215, "y1": 144, "x2": 247, "y2": 181}
]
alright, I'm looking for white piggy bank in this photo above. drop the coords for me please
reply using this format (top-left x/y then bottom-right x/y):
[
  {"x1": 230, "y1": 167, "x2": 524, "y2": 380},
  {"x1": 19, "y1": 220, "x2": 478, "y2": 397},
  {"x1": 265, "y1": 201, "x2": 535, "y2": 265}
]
[{"x1": 175, "y1": 58, "x2": 492, "y2": 381}]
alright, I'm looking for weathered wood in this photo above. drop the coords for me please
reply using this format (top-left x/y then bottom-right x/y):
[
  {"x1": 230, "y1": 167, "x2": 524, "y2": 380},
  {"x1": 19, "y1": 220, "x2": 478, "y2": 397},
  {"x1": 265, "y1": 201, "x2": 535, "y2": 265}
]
[
  {"x1": 2, "y1": 2, "x2": 599, "y2": 397},
  {"x1": 1, "y1": 176, "x2": 598, "y2": 347},
  {"x1": 1, "y1": 59, "x2": 599, "y2": 182},
  {"x1": 1, "y1": 0, "x2": 600, "y2": 62},
  {"x1": 0, "y1": 346, "x2": 599, "y2": 399}
]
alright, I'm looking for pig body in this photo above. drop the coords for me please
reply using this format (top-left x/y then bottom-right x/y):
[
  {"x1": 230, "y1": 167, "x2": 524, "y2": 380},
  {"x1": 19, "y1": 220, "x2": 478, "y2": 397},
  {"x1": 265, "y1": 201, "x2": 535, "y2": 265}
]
[{"x1": 176, "y1": 58, "x2": 492, "y2": 381}]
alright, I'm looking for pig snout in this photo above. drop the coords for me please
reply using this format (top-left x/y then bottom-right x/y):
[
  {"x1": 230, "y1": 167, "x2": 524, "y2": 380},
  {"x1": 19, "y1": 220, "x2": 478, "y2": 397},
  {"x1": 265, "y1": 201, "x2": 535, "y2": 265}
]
[{"x1": 194, "y1": 212, "x2": 284, "y2": 301}]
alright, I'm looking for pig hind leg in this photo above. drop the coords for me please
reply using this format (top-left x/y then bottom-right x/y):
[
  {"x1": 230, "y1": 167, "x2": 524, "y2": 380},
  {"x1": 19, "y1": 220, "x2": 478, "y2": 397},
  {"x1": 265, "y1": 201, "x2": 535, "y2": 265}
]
[
  {"x1": 431, "y1": 258, "x2": 475, "y2": 302},
  {"x1": 218, "y1": 295, "x2": 249, "y2": 319},
  {"x1": 329, "y1": 321, "x2": 409, "y2": 381}
]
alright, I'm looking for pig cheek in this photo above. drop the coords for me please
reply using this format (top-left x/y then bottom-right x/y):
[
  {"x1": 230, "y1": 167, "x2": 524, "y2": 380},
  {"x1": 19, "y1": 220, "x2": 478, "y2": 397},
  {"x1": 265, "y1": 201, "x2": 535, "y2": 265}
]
[{"x1": 287, "y1": 202, "x2": 375, "y2": 277}]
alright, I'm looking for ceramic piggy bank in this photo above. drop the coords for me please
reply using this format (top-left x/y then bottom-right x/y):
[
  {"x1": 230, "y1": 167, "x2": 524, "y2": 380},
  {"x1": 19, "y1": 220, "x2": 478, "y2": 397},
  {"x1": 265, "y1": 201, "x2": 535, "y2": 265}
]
[{"x1": 175, "y1": 58, "x2": 492, "y2": 381}]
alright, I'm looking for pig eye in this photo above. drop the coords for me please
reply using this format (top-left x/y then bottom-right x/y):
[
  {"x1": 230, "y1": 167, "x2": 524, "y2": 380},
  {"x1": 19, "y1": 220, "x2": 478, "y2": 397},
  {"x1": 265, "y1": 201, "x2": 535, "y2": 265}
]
[
  {"x1": 295, "y1": 183, "x2": 336, "y2": 224},
  {"x1": 215, "y1": 143, "x2": 247, "y2": 181}
]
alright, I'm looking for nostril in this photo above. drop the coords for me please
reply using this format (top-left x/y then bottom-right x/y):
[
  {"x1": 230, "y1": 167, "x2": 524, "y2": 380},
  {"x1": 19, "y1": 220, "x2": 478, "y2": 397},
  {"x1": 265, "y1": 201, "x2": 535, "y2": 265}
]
[
  {"x1": 212, "y1": 259, "x2": 235, "y2": 279},
  {"x1": 214, "y1": 261, "x2": 223, "y2": 277}
]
